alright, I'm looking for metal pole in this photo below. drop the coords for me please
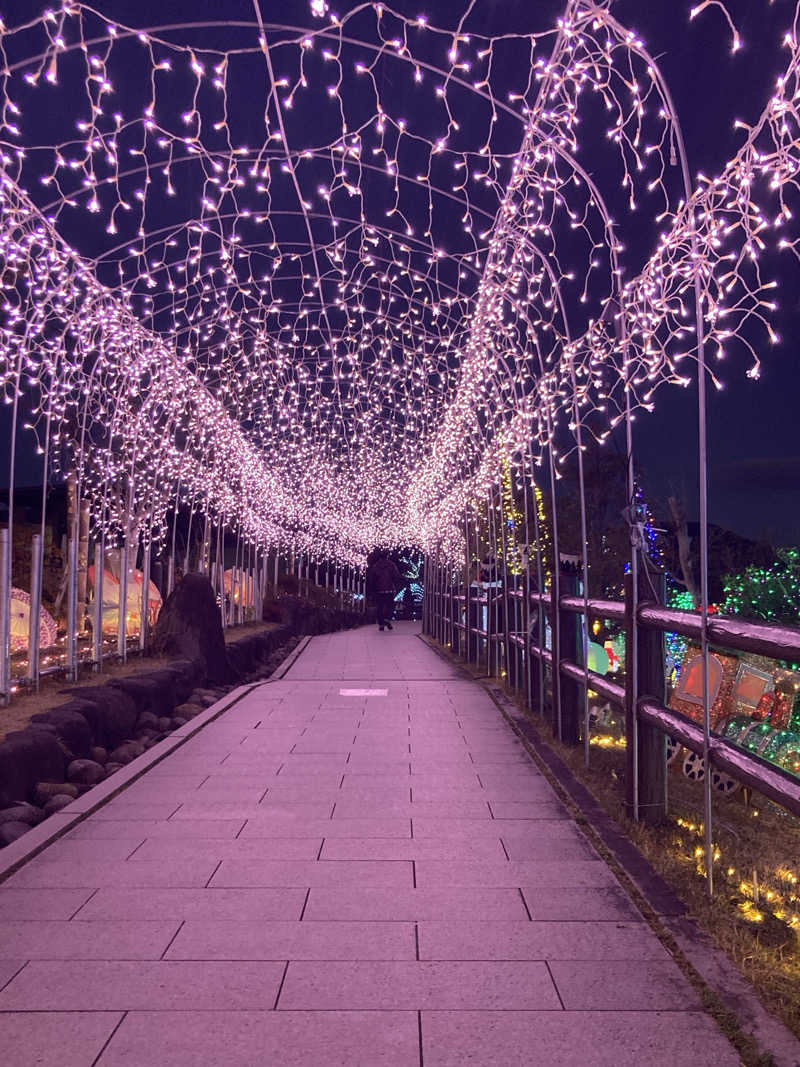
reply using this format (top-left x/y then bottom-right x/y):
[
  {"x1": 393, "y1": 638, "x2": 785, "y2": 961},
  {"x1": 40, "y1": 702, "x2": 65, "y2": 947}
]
[
  {"x1": 238, "y1": 550, "x2": 245, "y2": 625},
  {"x1": 422, "y1": 554, "x2": 428, "y2": 634},
  {"x1": 215, "y1": 519, "x2": 223, "y2": 604},
  {"x1": 202, "y1": 509, "x2": 210, "y2": 575},
  {"x1": 139, "y1": 538, "x2": 151, "y2": 651},
  {"x1": 93, "y1": 535, "x2": 104, "y2": 672},
  {"x1": 435, "y1": 553, "x2": 442, "y2": 643},
  {"x1": 499, "y1": 476, "x2": 511, "y2": 686},
  {"x1": 27, "y1": 533, "x2": 43, "y2": 689},
  {"x1": 437, "y1": 553, "x2": 443, "y2": 643},
  {"x1": 521, "y1": 471, "x2": 532, "y2": 711},
  {"x1": 184, "y1": 498, "x2": 195, "y2": 576},
  {"x1": 229, "y1": 533, "x2": 237, "y2": 627},
  {"x1": 255, "y1": 551, "x2": 263, "y2": 621},
  {"x1": 169, "y1": 484, "x2": 180, "y2": 596},
  {"x1": 219, "y1": 550, "x2": 228, "y2": 630},
  {"x1": 545, "y1": 440, "x2": 562, "y2": 739},
  {"x1": 566, "y1": 355, "x2": 592, "y2": 768},
  {"x1": 528, "y1": 452, "x2": 546, "y2": 721},
  {"x1": 467, "y1": 505, "x2": 473, "y2": 661},
  {"x1": 66, "y1": 535, "x2": 78, "y2": 682},
  {"x1": 0, "y1": 528, "x2": 10, "y2": 706},
  {"x1": 118, "y1": 542, "x2": 129, "y2": 663},
  {"x1": 486, "y1": 489, "x2": 495, "y2": 676}
]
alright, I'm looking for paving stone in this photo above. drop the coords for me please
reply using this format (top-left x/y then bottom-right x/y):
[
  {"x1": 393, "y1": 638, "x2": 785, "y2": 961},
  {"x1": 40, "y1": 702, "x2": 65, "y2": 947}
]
[
  {"x1": 335, "y1": 785, "x2": 414, "y2": 802},
  {"x1": 0, "y1": 920, "x2": 182, "y2": 960},
  {"x1": 420, "y1": 1011, "x2": 741, "y2": 1066},
  {"x1": 64, "y1": 818, "x2": 246, "y2": 840},
  {"x1": 521, "y1": 886, "x2": 643, "y2": 922},
  {"x1": 35, "y1": 838, "x2": 145, "y2": 863},
  {"x1": 167, "y1": 801, "x2": 333, "y2": 820},
  {"x1": 88, "y1": 801, "x2": 184, "y2": 821},
  {"x1": 5, "y1": 858, "x2": 219, "y2": 889},
  {"x1": 269, "y1": 771, "x2": 346, "y2": 786},
  {"x1": 73, "y1": 887, "x2": 307, "y2": 921},
  {"x1": 411, "y1": 816, "x2": 566, "y2": 839},
  {"x1": 118, "y1": 781, "x2": 203, "y2": 803},
  {"x1": 0, "y1": 959, "x2": 26, "y2": 989},
  {"x1": 414, "y1": 860, "x2": 617, "y2": 889},
  {"x1": 0, "y1": 1011, "x2": 125, "y2": 1066},
  {"x1": 409, "y1": 785, "x2": 487, "y2": 802},
  {"x1": 0, "y1": 960, "x2": 285, "y2": 1011},
  {"x1": 303, "y1": 887, "x2": 529, "y2": 921},
  {"x1": 278, "y1": 960, "x2": 560, "y2": 1010},
  {"x1": 0, "y1": 888, "x2": 94, "y2": 920},
  {"x1": 167, "y1": 920, "x2": 415, "y2": 960},
  {"x1": 132, "y1": 837, "x2": 323, "y2": 861},
  {"x1": 334, "y1": 801, "x2": 493, "y2": 819},
  {"x1": 548, "y1": 960, "x2": 701, "y2": 1010},
  {"x1": 500, "y1": 831, "x2": 597, "y2": 861},
  {"x1": 417, "y1": 921, "x2": 667, "y2": 961},
  {"x1": 146, "y1": 761, "x2": 232, "y2": 775},
  {"x1": 97, "y1": 1010, "x2": 419, "y2": 1066},
  {"x1": 489, "y1": 801, "x2": 571, "y2": 819},
  {"x1": 209, "y1": 859, "x2": 413, "y2": 888},
  {"x1": 496, "y1": 821, "x2": 589, "y2": 842},
  {"x1": 476, "y1": 782, "x2": 560, "y2": 802},
  {"x1": 319, "y1": 837, "x2": 506, "y2": 861},
  {"x1": 240, "y1": 816, "x2": 411, "y2": 838}
]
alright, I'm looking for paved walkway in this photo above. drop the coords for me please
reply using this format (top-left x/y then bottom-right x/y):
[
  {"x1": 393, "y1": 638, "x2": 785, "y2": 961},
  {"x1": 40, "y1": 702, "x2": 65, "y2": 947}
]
[{"x1": 0, "y1": 623, "x2": 739, "y2": 1065}]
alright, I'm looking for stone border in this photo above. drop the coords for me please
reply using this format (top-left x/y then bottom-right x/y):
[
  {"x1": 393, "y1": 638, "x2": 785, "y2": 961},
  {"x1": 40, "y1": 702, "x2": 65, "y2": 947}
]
[
  {"x1": 418, "y1": 633, "x2": 800, "y2": 1067},
  {"x1": 0, "y1": 634, "x2": 311, "y2": 883},
  {"x1": 267, "y1": 635, "x2": 312, "y2": 680}
]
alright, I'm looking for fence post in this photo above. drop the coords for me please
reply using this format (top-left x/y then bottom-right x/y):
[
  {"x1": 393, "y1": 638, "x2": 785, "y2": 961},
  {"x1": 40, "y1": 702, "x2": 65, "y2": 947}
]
[
  {"x1": 555, "y1": 565, "x2": 581, "y2": 744},
  {"x1": 625, "y1": 570, "x2": 667, "y2": 825},
  {"x1": 527, "y1": 593, "x2": 541, "y2": 716}
]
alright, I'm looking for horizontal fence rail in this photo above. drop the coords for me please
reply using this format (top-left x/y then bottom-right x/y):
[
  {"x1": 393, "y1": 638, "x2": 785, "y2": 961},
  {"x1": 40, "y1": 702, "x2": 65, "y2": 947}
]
[{"x1": 424, "y1": 567, "x2": 800, "y2": 823}]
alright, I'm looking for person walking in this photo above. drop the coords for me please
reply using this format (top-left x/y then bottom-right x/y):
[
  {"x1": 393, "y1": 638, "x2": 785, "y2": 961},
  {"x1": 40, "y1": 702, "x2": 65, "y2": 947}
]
[{"x1": 366, "y1": 549, "x2": 402, "y2": 631}]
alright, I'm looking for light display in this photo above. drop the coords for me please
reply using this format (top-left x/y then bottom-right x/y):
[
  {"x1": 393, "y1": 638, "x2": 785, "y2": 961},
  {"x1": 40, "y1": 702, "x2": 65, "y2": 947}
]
[
  {"x1": 499, "y1": 456, "x2": 523, "y2": 577},
  {"x1": 721, "y1": 549, "x2": 800, "y2": 625},
  {"x1": 0, "y1": 0, "x2": 795, "y2": 577}
]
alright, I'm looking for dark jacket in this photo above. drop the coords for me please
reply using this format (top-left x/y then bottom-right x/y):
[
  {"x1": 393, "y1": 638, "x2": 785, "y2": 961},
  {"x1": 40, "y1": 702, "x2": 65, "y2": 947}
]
[{"x1": 366, "y1": 556, "x2": 402, "y2": 596}]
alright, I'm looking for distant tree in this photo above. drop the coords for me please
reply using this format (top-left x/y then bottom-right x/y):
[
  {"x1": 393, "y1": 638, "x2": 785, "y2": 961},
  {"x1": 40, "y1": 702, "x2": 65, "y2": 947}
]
[
  {"x1": 553, "y1": 452, "x2": 636, "y2": 599},
  {"x1": 660, "y1": 494, "x2": 775, "y2": 604}
]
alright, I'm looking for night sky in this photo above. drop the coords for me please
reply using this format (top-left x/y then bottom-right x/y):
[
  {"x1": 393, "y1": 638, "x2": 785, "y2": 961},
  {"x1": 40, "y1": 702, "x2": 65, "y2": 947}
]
[{"x1": 1, "y1": 0, "x2": 797, "y2": 543}]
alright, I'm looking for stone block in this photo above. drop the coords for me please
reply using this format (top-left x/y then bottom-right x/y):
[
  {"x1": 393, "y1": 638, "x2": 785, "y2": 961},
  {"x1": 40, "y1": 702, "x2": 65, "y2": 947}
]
[{"x1": 0, "y1": 730, "x2": 67, "y2": 807}]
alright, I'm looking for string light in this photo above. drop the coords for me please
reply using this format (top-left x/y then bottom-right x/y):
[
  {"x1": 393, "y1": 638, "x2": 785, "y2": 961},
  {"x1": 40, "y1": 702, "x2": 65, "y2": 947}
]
[{"x1": 0, "y1": 0, "x2": 794, "y2": 572}]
